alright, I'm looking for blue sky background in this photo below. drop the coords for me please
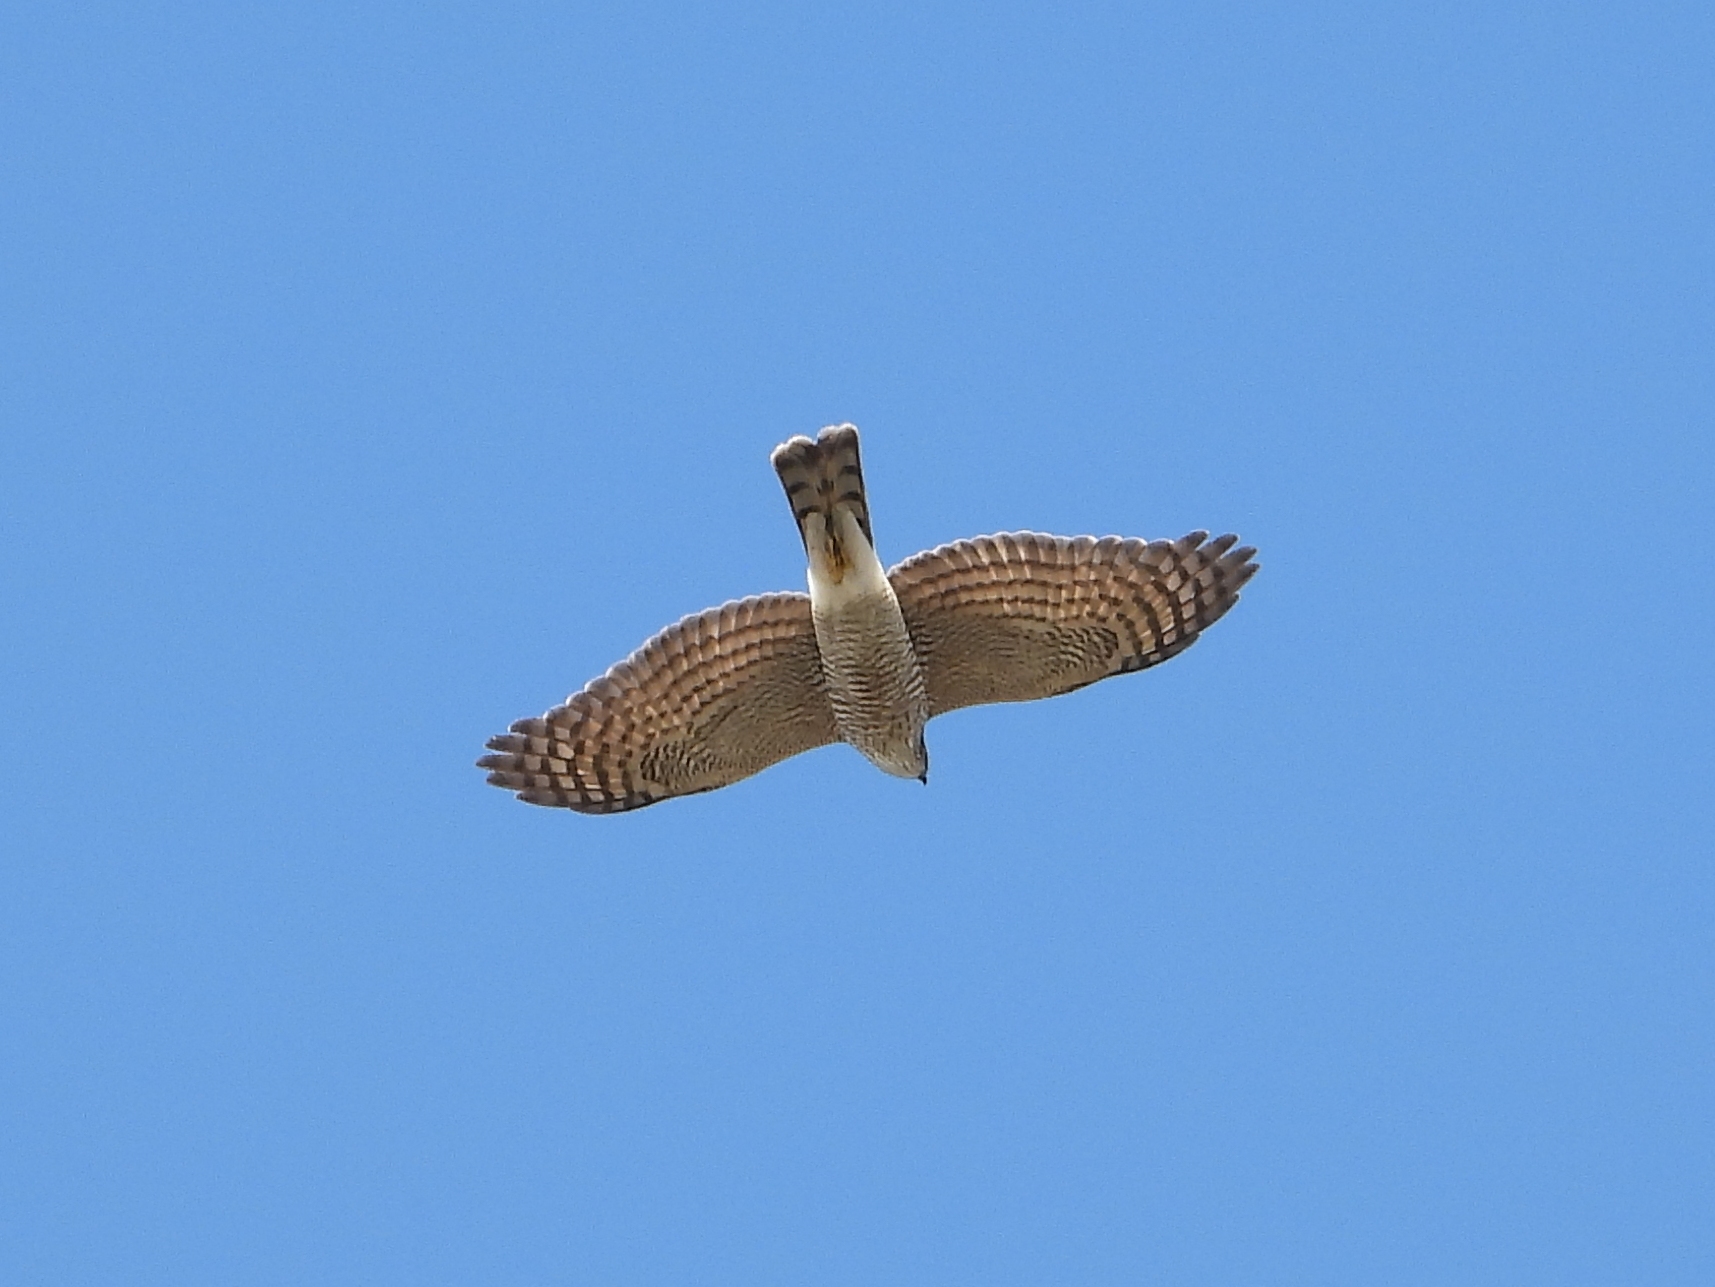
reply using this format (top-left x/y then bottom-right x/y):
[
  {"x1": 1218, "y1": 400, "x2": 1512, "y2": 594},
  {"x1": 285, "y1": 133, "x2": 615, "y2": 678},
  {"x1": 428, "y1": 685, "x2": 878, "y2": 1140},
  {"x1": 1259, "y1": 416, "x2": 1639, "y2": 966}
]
[{"x1": 3, "y1": 2, "x2": 1712, "y2": 1283}]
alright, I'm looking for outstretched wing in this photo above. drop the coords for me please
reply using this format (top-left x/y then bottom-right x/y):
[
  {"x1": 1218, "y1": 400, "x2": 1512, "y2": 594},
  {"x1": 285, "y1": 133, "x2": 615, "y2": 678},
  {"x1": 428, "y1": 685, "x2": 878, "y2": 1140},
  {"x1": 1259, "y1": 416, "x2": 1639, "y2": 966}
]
[
  {"x1": 478, "y1": 593, "x2": 839, "y2": 813},
  {"x1": 889, "y1": 531, "x2": 1258, "y2": 718}
]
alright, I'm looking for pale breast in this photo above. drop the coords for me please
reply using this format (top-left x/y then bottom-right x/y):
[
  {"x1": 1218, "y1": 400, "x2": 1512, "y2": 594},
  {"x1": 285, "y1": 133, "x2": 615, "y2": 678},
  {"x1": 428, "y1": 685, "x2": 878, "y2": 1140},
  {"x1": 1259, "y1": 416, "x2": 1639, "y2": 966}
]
[{"x1": 811, "y1": 589, "x2": 929, "y2": 779}]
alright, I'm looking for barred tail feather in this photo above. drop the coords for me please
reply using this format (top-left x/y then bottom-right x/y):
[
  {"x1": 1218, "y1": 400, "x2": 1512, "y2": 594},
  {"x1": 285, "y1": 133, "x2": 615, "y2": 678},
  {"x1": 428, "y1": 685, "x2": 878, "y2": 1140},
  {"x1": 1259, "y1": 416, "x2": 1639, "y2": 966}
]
[{"x1": 770, "y1": 423, "x2": 873, "y2": 549}]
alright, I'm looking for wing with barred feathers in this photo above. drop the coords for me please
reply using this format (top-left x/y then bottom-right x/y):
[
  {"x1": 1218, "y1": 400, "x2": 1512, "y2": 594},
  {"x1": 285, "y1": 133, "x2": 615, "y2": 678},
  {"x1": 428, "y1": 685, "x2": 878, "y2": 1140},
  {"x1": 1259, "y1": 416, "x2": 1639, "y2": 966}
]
[
  {"x1": 888, "y1": 531, "x2": 1258, "y2": 718},
  {"x1": 478, "y1": 593, "x2": 839, "y2": 813}
]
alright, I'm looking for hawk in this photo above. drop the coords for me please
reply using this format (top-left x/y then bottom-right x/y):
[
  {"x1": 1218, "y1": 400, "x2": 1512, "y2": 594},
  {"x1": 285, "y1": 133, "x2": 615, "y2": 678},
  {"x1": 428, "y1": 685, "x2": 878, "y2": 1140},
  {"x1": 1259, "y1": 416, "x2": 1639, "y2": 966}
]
[{"x1": 479, "y1": 424, "x2": 1257, "y2": 813}]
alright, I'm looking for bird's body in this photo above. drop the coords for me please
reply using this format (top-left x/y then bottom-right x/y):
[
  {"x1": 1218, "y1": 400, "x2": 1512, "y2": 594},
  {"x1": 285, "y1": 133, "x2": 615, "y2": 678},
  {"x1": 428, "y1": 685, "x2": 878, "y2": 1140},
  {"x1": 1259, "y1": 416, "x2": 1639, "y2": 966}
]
[
  {"x1": 771, "y1": 427, "x2": 929, "y2": 779},
  {"x1": 479, "y1": 424, "x2": 1258, "y2": 813}
]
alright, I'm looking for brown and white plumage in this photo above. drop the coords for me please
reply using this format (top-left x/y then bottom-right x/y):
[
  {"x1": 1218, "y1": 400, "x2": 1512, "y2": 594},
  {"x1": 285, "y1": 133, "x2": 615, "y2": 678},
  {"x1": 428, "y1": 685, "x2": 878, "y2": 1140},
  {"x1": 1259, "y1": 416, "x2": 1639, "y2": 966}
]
[
  {"x1": 769, "y1": 426, "x2": 930, "y2": 780},
  {"x1": 889, "y1": 530, "x2": 1255, "y2": 716},
  {"x1": 479, "y1": 424, "x2": 1258, "y2": 813},
  {"x1": 478, "y1": 595, "x2": 837, "y2": 812}
]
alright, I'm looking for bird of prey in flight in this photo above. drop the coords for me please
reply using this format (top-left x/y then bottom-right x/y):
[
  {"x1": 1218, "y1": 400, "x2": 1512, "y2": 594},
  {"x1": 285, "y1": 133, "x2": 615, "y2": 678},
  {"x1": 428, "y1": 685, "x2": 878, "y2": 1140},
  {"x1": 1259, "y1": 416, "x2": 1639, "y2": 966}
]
[{"x1": 479, "y1": 424, "x2": 1257, "y2": 813}]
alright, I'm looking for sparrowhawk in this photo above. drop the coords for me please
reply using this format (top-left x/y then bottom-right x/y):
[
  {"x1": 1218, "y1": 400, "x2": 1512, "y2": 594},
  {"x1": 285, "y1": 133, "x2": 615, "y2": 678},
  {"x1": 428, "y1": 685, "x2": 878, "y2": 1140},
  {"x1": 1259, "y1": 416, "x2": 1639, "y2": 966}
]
[{"x1": 478, "y1": 425, "x2": 1258, "y2": 812}]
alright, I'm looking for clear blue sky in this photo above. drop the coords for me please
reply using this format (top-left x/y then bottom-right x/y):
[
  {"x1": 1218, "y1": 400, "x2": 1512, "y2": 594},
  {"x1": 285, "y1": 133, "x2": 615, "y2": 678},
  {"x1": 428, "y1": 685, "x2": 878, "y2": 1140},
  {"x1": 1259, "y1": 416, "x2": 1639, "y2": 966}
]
[{"x1": 3, "y1": 2, "x2": 1711, "y2": 1283}]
